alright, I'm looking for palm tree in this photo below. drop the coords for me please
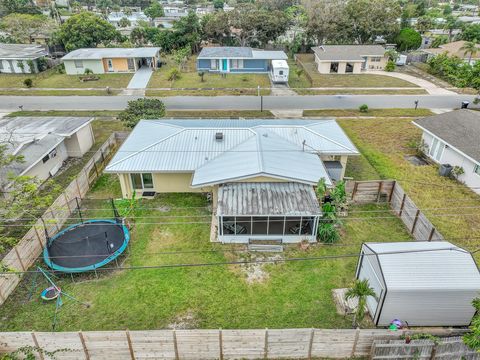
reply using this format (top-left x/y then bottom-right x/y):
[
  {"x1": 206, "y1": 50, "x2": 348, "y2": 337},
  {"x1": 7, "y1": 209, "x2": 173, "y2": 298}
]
[
  {"x1": 460, "y1": 41, "x2": 479, "y2": 64},
  {"x1": 345, "y1": 279, "x2": 376, "y2": 328}
]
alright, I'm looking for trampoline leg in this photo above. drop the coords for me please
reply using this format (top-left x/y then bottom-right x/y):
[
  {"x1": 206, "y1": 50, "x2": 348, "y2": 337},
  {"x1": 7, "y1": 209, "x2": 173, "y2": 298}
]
[
  {"x1": 94, "y1": 268, "x2": 98, "y2": 279},
  {"x1": 70, "y1": 273, "x2": 75, "y2": 283},
  {"x1": 115, "y1": 256, "x2": 119, "y2": 268}
]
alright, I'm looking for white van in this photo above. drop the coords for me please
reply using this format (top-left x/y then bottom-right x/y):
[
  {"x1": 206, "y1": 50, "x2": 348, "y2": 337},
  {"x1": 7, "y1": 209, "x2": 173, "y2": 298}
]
[{"x1": 270, "y1": 60, "x2": 289, "y2": 84}]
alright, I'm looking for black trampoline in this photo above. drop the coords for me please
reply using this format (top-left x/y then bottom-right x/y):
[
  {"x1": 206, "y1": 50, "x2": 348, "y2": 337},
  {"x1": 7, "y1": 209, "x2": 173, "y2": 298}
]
[{"x1": 43, "y1": 219, "x2": 130, "y2": 273}]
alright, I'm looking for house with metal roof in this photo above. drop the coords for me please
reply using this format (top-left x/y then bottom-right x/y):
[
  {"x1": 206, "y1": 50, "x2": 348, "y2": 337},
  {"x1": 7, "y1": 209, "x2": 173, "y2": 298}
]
[
  {"x1": 0, "y1": 43, "x2": 48, "y2": 74},
  {"x1": 105, "y1": 119, "x2": 358, "y2": 243},
  {"x1": 311, "y1": 45, "x2": 387, "y2": 74},
  {"x1": 62, "y1": 47, "x2": 160, "y2": 75},
  {"x1": 197, "y1": 47, "x2": 288, "y2": 74},
  {"x1": 356, "y1": 241, "x2": 480, "y2": 326},
  {"x1": 0, "y1": 117, "x2": 94, "y2": 191},
  {"x1": 413, "y1": 109, "x2": 480, "y2": 195}
]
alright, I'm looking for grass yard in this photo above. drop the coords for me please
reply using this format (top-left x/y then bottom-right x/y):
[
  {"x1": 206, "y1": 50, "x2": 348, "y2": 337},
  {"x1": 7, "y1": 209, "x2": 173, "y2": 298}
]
[
  {"x1": 0, "y1": 176, "x2": 412, "y2": 331},
  {"x1": 295, "y1": 54, "x2": 419, "y2": 88},
  {"x1": 0, "y1": 67, "x2": 133, "y2": 89},
  {"x1": 303, "y1": 109, "x2": 434, "y2": 118},
  {"x1": 294, "y1": 89, "x2": 427, "y2": 95},
  {"x1": 148, "y1": 56, "x2": 271, "y2": 93},
  {"x1": 338, "y1": 117, "x2": 480, "y2": 257},
  {"x1": 146, "y1": 88, "x2": 270, "y2": 96}
]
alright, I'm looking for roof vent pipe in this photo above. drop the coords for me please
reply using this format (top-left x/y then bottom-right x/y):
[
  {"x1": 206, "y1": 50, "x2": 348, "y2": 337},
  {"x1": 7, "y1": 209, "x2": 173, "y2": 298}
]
[{"x1": 215, "y1": 132, "x2": 224, "y2": 141}]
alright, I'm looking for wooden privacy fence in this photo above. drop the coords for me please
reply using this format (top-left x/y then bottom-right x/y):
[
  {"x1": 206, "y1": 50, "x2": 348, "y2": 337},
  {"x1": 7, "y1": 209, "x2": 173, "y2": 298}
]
[
  {"x1": 346, "y1": 180, "x2": 444, "y2": 242},
  {"x1": 0, "y1": 132, "x2": 127, "y2": 306},
  {"x1": 0, "y1": 328, "x2": 470, "y2": 360},
  {"x1": 371, "y1": 337, "x2": 479, "y2": 360}
]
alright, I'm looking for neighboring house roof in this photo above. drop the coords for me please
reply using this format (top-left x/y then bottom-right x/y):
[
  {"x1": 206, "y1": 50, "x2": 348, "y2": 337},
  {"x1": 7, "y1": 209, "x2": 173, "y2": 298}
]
[
  {"x1": 105, "y1": 119, "x2": 358, "y2": 187},
  {"x1": 423, "y1": 40, "x2": 480, "y2": 59},
  {"x1": 311, "y1": 45, "x2": 386, "y2": 61},
  {"x1": 62, "y1": 47, "x2": 160, "y2": 60},
  {"x1": 0, "y1": 43, "x2": 48, "y2": 60},
  {"x1": 217, "y1": 182, "x2": 321, "y2": 216},
  {"x1": 412, "y1": 109, "x2": 480, "y2": 162},
  {"x1": 363, "y1": 241, "x2": 480, "y2": 291},
  {"x1": 0, "y1": 117, "x2": 93, "y2": 180},
  {"x1": 198, "y1": 47, "x2": 288, "y2": 60},
  {"x1": 107, "y1": 11, "x2": 148, "y2": 22}
]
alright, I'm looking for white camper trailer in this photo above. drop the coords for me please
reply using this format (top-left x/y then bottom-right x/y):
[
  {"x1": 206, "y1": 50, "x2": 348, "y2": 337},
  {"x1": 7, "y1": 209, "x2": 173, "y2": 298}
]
[{"x1": 270, "y1": 59, "x2": 289, "y2": 83}]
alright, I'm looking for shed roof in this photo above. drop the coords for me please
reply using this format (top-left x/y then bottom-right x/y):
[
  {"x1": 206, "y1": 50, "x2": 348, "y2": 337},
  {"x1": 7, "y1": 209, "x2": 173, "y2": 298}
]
[
  {"x1": 312, "y1": 45, "x2": 386, "y2": 61},
  {"x1": 105, "y1": 119, "x2": 358, "y2": 187},
  {"x1": 0, "y1": 43, "x2": 47, "y2": 59},
  {"x1": 0, "y1": 117, "x2": 93, "y2": 179},
  {"x1": 363, "y1": 242, "x2": 480, "y2": 291},
  {"x1": 217, "y1": 182, "x2": 321, "y2": 216},
  {"x1": 413, "y1": 109, "x2": 480, "y2": 162},
  {"x1": 198, "y1": 47, "x2": 287, "y2": 60},
  {"x1": 62, "y1": 47, "x2": 159, "y2": 60}
]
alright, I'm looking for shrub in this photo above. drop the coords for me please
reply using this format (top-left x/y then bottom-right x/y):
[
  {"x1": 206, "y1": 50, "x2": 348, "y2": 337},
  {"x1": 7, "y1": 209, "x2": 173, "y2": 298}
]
[
  {"x1": 198, "y1": 71, "x2": 205, "y2": 82},
  {"x1": 317, "y1": 222, "x2": 340, "y2": 243},
  {"x1": 385, "y1": 60, "x2": 396, "y2": 72},
  {"x1": 84, "y1": 68, "x2": 93, "y2": 75},
  {"x1": 23, "y1": 78, "x2": 33, "y2": 88},
  {"x1": 37, "y1": 57, "x2": 48, "y2": 72},
  {"x1": 359, "y1": 104, "x2": 369, "y2": 113},
  {"x1": 168, "y1": 68, "x2": 181, "y2": 81},
  {"x1": 119, "y1": 98, "x2": 166, "y2": 128}
]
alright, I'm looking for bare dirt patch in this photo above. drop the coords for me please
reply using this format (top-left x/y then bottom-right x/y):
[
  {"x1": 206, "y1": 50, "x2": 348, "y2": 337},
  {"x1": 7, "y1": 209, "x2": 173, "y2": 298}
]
[
  {"x1": 147, "y1": 227, "x2": 176, "y2": 252},
  {"x1": 167, "y1": 310, "x2": 198, "y2": 329},
  {"x1": 233, "y1": 252, "x2": 284, "y2": 284}
]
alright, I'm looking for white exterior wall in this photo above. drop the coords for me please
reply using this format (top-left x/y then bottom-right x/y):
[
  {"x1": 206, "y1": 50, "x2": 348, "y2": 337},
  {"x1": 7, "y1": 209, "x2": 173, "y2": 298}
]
[
  {"x1": 0, "y1": 59, "x2": 38, "y2": 74},
  {"x1": 422, "y1": 132, "x2": 480, "y2": 194},
  {"x1": 64, "y1": 124, "x2": 94, "y2": 157},
  {"x1": 218, "y1": 233, "x2": 316, "y2": 244},
  {"x1": 63, "y1": 59, "x2": 105, "y2": 75},
  {"x1": 377, "y1": 289, "x2": 479, "y2": 326},
  {"x1": 24, "y1": 142, "x2": 68, "y2": 181}
]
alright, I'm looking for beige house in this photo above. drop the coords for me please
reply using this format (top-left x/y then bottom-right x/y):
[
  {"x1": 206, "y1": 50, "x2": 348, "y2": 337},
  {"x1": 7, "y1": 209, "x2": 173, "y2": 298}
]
[
  {"x1": 105, "y1": 119, "x2": 358, "y2": 244},
  {"x1": 312, "y1": 45, "x2": 387, "y2": 74},
  {"x1": 0, "y1": 117, "x2": 94, "y2": 190},
  {"x1": 423, "y1": 41, "x2": 480, "y2": 65},
  {"x1": 62, "y1": 48, "x2": 160, "y2": 75}
]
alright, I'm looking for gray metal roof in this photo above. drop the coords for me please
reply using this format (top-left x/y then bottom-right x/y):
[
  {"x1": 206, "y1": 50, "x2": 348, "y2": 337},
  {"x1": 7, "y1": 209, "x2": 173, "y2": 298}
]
[
  {"x1": 0, "y1": 43, "x2": 47, "y2": 60},
  {"x1": 312, "y1": 45, "x2": 386, "y2": 61},
  {"x1": 198, "y1": 47, "x2": 287, "y2": 60},
  {"x1": 413, "y1": 109, "x2": 480, "y2": 162},
  {"x1": 62, "y1": 47, "x2": 160, "y2": 60},
  {"x1": 363, "y1": 242, "x2": 480, "y2": 291},
  {"x1": 217, "y1": 182, "x2": 321, "y2": 216},
  {"x1": 0, "y1": 117, "x2": 92, "y2": 179},
  {"x1": 105, "y1": 119, "x2": 358, "y2": 187}
]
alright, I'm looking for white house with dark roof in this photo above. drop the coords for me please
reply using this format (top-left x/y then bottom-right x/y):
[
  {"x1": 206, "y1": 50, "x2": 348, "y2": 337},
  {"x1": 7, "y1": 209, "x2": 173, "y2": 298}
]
[
  {"x1": 197, "y1": 47, "x2": 288, "y2": 74},
  {"x1": 105, "y1": 119, "x2": 358, "y2": 243},
  {"x1": 413, "y1": 109, "x2": 480, "y2": 194},
  {"x1": 0, "y1": 117, "x2": 94, "y2": 190},
  {"x1": 311, "y1": 45, "x2": 387, "y2": 74},
  {"x1": 0, "y1": 43, "x2": 48, "y2": 74}
]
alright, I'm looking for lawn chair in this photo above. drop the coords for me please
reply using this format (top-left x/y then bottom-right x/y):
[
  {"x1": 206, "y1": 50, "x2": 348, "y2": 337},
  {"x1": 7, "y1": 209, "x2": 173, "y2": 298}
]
[{"x1": 223, "y1": 222, "x2": 247, "y2": 235}]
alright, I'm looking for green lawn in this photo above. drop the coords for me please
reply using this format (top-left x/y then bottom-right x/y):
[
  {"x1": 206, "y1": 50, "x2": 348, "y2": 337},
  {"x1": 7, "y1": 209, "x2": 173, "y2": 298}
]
[
  {"x1": 294, "y1": 89, "x2": 427, "y2": 95},
  {"x1": 303, "y1": 109, "x2": 434, "y2": 117},
  {"x1": 295, "y1": 54, "x2": 419, "y2": 88},
  {"x1": 0, "y1": 179, "x2": 412, "y2": 331},
  {"x1": 0, "y1": 67, "x2": 133, "y2": 89},
  {"x1": 338, "y1": 117, "x2": 480, "y2": 257},
  {"x1": 148, "y1": 56, "x2": 271, "y2": 92}
]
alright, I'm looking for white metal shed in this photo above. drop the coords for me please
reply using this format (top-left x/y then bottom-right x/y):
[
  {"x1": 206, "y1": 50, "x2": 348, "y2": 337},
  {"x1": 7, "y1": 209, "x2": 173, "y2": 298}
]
[{"x1": 356, "y1": 241, "x2": 480, "y2": 327}]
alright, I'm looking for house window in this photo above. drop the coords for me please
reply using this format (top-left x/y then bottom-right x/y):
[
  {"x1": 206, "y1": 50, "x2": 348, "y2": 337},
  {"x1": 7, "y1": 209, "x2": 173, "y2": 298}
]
[
  {"x1": 474, "y1": 164, "x2": 480, "y2": 176},
  {"x1": 231, "y1": 59, "x2": 243, "y2": 69},
  {"x1": 130, "y1": 173, "x2": 154, "y2": 190},
  {"x1": 210, "y1": 59, "x2": 218, "y2": 70},
  {"x1": 74, "y1": 60, "x2": 84, "y2": 69},
  {"x1": 429, "y1": 137, "x2": 444, "y2": 162},
  {"x1": 42, "y1": 149, "x2": 57, "y2": 163},
  {"x1": 42, "y1": 154, "x2": 50, "y2": 163},
  {"x1": 371, "y1": 57, "x2": 382, "y2": 62},
  {"x1": 279, "y1": 70, "x2": 284, "y2": 75}
]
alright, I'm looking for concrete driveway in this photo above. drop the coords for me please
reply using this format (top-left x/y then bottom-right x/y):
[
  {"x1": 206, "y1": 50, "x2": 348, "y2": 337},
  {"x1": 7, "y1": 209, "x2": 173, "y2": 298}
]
[
  {"x1": 368, "y1": 71, "x2": 456, "y2": 95},
  {"x1": 127, "y1": 67, "x2": 153, "y2": 89}
]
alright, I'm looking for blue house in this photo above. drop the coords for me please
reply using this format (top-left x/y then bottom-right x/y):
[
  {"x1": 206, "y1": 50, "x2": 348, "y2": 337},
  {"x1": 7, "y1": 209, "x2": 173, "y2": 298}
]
[{"x1": 197, "y1": 47, "x2": 288, "y2": 73}]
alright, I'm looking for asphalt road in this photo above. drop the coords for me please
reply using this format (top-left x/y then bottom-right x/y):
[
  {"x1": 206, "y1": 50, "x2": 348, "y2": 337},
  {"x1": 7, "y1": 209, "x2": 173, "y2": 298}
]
[{"x1": 0, "y1": 94, "x2": 478, "y2": 112}]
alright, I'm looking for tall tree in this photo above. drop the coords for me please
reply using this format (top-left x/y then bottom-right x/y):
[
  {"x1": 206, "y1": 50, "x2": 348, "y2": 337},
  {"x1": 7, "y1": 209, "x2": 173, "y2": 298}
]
[
  {"x1": 416, "y1": 16, "x2": 433, "y2": 34},
  {"x1": 444, "y1": 15, "x2": 462, "y2": 41},
  {"x1": 460, "y1": 41, "x2": 479, "y2": 64},
  {"x1": 396, "y1": 27, "x2": 422, "y2": 51},
  {"x1": 0, "y1": 13, "x2": 56, "y2": 44},
  {"x1": 344, "y1": 0, "x2": 401, "y2": 44},
  {"x1": 303, "y1": 0, "x2": 348, "y2": 44},
  {"x1": 201, "y1": 12, "x2": 232, "y2": 45},
  {"x1": 0, "y1": 0, "x2": 40, "y2": 15},
  {"x1": 461, "y1": 24, "x2": 480, "y2": 42},
  {"x1": 144, "y1": 1, "x2": 164, "y2": 20},
  {"x1": 56, "y1": 12, "x2": 122, "y2": 51}
]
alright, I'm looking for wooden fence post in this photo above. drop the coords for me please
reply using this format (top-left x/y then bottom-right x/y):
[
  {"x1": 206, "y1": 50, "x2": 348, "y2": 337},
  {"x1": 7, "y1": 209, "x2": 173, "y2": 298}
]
[
  {"x1": 388, "y1": 181, "x2": 396, "y2": 203},
  {"x1": 428, "y1": 227, "x2": 436, "y2": 241},
  {"x1": 429, "y1": 343, "x2": 437, "y2": 360},
  {"x1": 0, "y1": 287, "x2": 5, "y2": 303},
  {"x1": 376, "y1": 181, "x2": 383, "y2": 203},
  {"x1": 14, "y1": 247, "x2": 26, "y2": 271},
  {"x1": 125, "y1": 329, "x2": 135, "y2": 360},
  {"x1": 351, "y1": 182, "x2": 358, "y2": 201},
  {"x1": 350, "y1": 328, "x2": 360, "y2": 358},
  {"x1": 78, "y1": 331, "x2": 90, "y2": 360},
  {"x1": 264, "y1": 328, "x2": 269, "y2": 359},
  {"x1": 31, "y1": 332, "x2": 44, "y2": 360},
  {"x1": 172, "y1": 329, "x2": 179, "y2": 360},
  {"x1": 307, "y1": 328, "x2": 314, "y2": 360},
  {"x1": 219, "y1": 329, "x2": 223, "y2": 360},
  {"x1": 50, "y1": 209, "x2": 59, "y2": 232},
  {"x1": 75, "y1": 177, "x2": 82, "y2": 199},
  {"x1": 411, "y1": 209, "x2": 421, "y2": 235},
  {"x1": 64, "y1": 192, "x2": 71, "y2": 213},
  {"x1": 33, "y1": 225, "x2": 44, "y2": 248},
  {"x1": 398, "y1": 193, "x2": 407, "y2": 216}
]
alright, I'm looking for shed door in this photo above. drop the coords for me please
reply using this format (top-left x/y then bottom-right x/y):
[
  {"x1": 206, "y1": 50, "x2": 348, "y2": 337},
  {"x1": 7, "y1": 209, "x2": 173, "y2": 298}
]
[
  {"x1": 358, "y1": 255, "x2": 384, "y2": 319},
  {"x1": 222, "y1": 59, "x2": 228, "y2": 71}
]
